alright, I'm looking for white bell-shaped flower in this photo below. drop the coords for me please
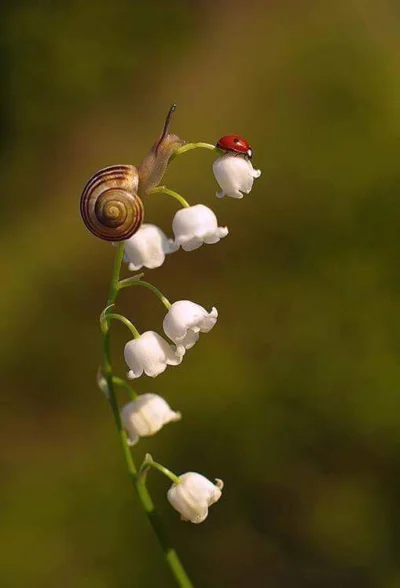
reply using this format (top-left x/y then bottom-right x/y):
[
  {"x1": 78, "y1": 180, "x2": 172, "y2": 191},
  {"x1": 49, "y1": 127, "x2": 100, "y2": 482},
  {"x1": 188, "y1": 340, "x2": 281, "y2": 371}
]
[
  {"x1": 172, "y1": 204, "x2": 228, "y2": 251},
  {"x1": 167, "y1": 472, "x2": 224, "y2": 524},
  {"x1": 121, "y1": 394, "x2": 181, "y2": 446},
  {"x1": 123, "y1": 224, "x2": 178, "y2": 271},
  {"x1": 124, "y1": 331, "x2": 184, "y2": 379},
  {"x1": 163, "y1": 300, "x2": 218, "y2": 352},
  {"x1": 213, "y1": 154, "x2": 261, "y2": 199}
]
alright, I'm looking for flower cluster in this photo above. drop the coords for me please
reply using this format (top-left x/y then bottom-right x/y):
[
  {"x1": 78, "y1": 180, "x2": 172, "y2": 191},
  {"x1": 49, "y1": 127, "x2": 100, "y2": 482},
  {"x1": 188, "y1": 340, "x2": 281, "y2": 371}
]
[
  {"x1": 123, "y1": 157, "x2": 260, "y2": 270},
  {"x1": 121, "y1": 294, "x2": 220, "y2": 523},
  {"x1": 123, "y1": 204, "x2": 228, "y2": 270},
  {"x1": 91, "y1": 121, "x2": 260, "y2": 528},
  {"x1": 124, "y1": 301, "x2": 218, "y2": 379}
]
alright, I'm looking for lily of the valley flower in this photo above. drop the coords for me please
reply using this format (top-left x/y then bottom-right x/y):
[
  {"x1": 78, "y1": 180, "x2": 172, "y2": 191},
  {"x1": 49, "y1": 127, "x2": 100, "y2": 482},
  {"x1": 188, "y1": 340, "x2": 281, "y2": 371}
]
[
  {"x1": 124, "y1": 331, "x2": 184, "y2": 379},
  {"x1": 124, "y1": 224, "x2": 178, "y2": 271},
  {"x1": 167, "y1": 472, "x2": 224, "y2": 524},
  {"x1": 172, "y1": 204, "x2": 228, "y2": 251},
  {"x1": 213, "y1": 154, "x2": 261, "y2": 199},
  {"x1": 163, "y1": 300, "x2": 218, "y2": 352},
  {"x1": 121, "y1": 394, "x2": 181, "y2": 445}
]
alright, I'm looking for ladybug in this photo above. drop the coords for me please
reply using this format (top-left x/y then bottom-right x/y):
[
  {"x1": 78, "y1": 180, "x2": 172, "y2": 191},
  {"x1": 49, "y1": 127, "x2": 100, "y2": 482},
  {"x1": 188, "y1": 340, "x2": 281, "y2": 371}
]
[{"x1": 216, "y1": 135, "x2": 253, "y2": 159}]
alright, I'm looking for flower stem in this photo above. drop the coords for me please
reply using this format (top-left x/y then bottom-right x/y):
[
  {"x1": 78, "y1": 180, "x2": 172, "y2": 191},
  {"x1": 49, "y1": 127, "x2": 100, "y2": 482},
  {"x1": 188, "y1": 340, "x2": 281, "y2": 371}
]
[
  {"x1": 102, "y1": 312, "x2": 141, "y2": 339},
  {"x1": 172, "y1": 142, "x2": 216, "y2": 159},
  {"x1": 112, "y1": 376, "x2": 137, "y2": 399},
  {"x1": 107, "y1": 243, "x2": 126, "y2": 305},
  {"x1": 101, "y1": 243, "x2": 194, "y2": 588},
  {"x1": 138, "y1": 453, "x2": 181, "y2": 485},
  {"x1": 118, "y1": 277, "x2": 172, "y2": 309},
  {"x1": 149, "y1": 186, "x2": 190, "y2": 208}
]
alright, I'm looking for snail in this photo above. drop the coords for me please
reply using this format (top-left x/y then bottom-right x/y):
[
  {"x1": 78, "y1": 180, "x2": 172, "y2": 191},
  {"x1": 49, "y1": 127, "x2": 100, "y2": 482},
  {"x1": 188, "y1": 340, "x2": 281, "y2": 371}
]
[{"x1": 80, "y1": 104, "x2": 184, "y2": 242}]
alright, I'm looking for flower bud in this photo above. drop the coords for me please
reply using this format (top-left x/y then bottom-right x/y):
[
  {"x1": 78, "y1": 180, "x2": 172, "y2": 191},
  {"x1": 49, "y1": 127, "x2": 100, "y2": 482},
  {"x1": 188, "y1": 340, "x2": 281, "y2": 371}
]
[
  {"x1": 167, "y1": 472, "x2": 224, "y2": 524},
  {"x1": 172, "y1": 204, "x2": 228, "y2": 251},
  {"x1": 124, "y1": 331, "x2": 185, "y2": 379},
  {"x1": 213, "y1": 154, "x2": 261, "y2": 199},
  {"x1": 123, "y1": 224, "x2": 178, "y2": 271},
  {"x1": 121, "y1": 394, "x2": 181, "y2": 445}
]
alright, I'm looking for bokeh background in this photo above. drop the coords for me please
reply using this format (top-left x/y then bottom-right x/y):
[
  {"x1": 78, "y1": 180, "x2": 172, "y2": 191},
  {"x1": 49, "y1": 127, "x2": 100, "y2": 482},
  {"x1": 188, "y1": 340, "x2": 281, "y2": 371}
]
[{"x1": 1, "y1": 1, "x2": 400, "y2": 586}]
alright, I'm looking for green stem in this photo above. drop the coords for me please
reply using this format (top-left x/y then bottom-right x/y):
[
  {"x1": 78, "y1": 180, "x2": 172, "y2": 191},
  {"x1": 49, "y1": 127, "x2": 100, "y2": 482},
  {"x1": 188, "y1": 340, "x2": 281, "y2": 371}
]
[
  {"x1": 112, "y1": 376, "x2": 137, "y2": 399},
  {"x1": 101, "y1": 243, "x2": 194, "y2": 588},
  {"x1": 104, "y1": 313, "x2": 141, "y2": 339},
  {"x1": 107, "y1": 243, "x2": 126, "y2": 305},
  {"x1": 149, "y1": 186, "x2": 190, "y2": 208},
  {"x1": 172, "y1": 142, "x2": 216, "y2": 159},
  {"x1": 138, "y1": 453, "x2": 181, "y2": 485},
  {"x1": 118, "y1": 278, "x2": 171, "y2": 309}
]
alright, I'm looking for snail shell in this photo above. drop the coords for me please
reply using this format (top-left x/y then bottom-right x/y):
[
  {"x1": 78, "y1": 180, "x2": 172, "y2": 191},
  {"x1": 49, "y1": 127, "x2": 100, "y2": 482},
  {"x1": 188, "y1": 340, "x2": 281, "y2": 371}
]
[{"x1": 80, "y1": 165, "x2": 144, "y2": 241}]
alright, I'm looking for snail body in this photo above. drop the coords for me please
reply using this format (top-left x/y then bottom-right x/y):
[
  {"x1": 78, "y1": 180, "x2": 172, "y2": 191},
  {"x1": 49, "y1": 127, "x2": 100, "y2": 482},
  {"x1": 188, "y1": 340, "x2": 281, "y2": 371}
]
[
  {"x1": 80, "y1": 164, "x2": 144, "y2": 242},
  {"x1": 80, "y1": 105, "x2": 184, "y2": 242}
]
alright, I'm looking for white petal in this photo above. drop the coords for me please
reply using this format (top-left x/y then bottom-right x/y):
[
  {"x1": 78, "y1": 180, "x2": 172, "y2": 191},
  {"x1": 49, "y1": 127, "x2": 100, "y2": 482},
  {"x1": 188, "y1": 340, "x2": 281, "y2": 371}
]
[
  {"x1": 165, "y1": 343, "x2": 185, "y2": 365},
  {"x1": 167, "y1": 472, "x2": 223, "y2": 524},
  {"x1": 197, "y1": 306, "x2": 218, "y2": 333},
  {"x1": 126, "y1": 432, "x2": 140, "y2": 446},
  {"x1": 167, "y1": 239, "x2": 180, "y2": 254},
  {"x1": 177, "y1": 236, "x2": 204, "y2": 252},
  {"x1": 174, "y1": 343, "x2": 187, "y2": 358},
  {"x1": 172, "y1": 205, "x2": 228, "y2": 251},
  {"x1": 213, "y1": 155, "x2": 261, "y2": 199},
  {"x1": 124, "y1": 331, "x2": 183, "y2": 379},
  {"x1": 202, "y1": 229, "x2": 228, "y2": 244},
  {"x1": 220, "y1": 227, "x2": 229, "y2": 237},
  {"x1": 176, "y1": 330, "x2": 200, "y2": 351},
  {"x1": 124, "y1": 224, "x2": 176, "y2": 271},
  {"x1": 163, "y1": 301, "x2": 218, "y2": 350},
  {"x1": 120, "y1": 394, "x2": 181, "y2": 442},
  {"x1": 126, "y1": 363, "x2": 144, "y2": 380},
  {"x1": 128, "y1": 261, "x2": 143, "y2": 272}
]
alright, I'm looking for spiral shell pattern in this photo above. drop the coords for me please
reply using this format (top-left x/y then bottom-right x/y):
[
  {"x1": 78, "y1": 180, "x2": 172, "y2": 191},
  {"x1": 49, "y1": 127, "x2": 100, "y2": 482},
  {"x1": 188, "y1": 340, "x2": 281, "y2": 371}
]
[{"x1": 80, "y1": 165, "x2": 144, "y2": 241}]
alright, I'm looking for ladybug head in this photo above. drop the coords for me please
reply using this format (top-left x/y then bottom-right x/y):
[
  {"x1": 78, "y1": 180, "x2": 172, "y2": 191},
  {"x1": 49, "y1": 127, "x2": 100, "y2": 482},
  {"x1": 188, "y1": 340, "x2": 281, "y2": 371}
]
[{"x1": 216, "y1": 135, "x2": 253, "y2": 159}]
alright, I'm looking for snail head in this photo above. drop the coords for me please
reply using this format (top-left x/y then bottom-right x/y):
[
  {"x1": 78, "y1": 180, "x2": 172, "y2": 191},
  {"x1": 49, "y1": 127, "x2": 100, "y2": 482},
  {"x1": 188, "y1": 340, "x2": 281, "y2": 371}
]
[{"x1": 138, "y1": 104, "x2": 185, "y2": 197}]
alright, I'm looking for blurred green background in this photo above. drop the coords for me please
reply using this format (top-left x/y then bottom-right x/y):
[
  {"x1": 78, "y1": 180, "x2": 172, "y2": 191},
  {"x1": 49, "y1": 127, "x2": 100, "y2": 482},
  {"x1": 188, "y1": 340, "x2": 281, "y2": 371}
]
[{"x1": 1, "y1": 1, "x2": 400, "y2": 586}]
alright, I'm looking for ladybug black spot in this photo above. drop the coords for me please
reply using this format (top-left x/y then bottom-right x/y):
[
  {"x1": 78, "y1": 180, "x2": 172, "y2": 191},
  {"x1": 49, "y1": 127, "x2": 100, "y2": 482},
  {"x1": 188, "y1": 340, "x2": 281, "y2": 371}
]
[{"x1": 233, "y1": 138, "x2": 239, "y2": 143}]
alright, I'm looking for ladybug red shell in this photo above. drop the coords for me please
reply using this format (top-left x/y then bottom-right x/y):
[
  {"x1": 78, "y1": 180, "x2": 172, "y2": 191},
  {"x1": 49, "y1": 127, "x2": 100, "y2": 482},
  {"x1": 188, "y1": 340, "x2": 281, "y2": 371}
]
[{"x1": 216, "y1": 135, "x2": 253, "y2": 159}]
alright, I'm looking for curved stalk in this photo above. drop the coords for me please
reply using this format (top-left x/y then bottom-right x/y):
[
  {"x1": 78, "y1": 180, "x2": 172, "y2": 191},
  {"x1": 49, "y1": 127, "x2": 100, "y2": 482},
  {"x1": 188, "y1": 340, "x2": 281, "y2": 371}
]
[
  {"x1": 118, "y1": 277, "x2": 171, "y2": 309},
  {"x1": 149, "y1": 186, "x2": 190, "y2": 208},
  {"x1": 172, "y1": 142, "x2": 216, "y2": 159},
  {"x1": 101, "y1": 312, "x2": 141, "y2": 339},
  {"x1": 101, "y1": 243, "x2": 194, "y2": 588},
  {"x1": 138, "y1": 453, "x2": 181, "y2": 486},
  {"x1": 112, "y1": 376, "x2": 137, "y2": 400}
]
